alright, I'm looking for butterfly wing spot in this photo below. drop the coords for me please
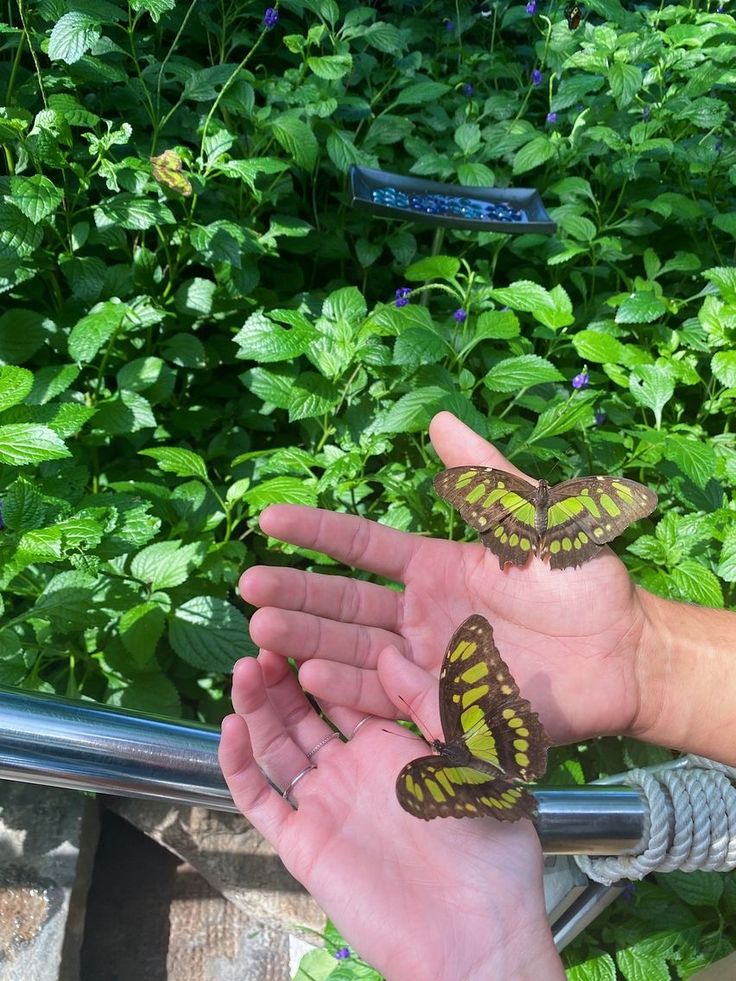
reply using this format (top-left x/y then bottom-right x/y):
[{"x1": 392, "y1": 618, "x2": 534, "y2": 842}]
[
  {"x1": 448, "y1": 639, "x2": 478, "y2": 663},
  {"x1": 502, "y1": 708, "x2": 515, "y2": 720},
  {"x1": 461, "y1": 684, "x2": 490, "y2": 708},
  {"x1": 460, "y1": 661, "x2": 489, "y2": 684},
  {"x1": 520, "y1": 537, "x2": 531, "y2": 551},
  {"x1": 455, "y1": 469, "x2": 480, "y2": 489},
  {"x1": 593, "y1": 527, "x2": 604, "y2": 538},
  {"x1": 465, "y1": 483, "x2": 488, "y2": 504},
  {"x1": 515, "y1": 753, "x2": 530, "y2": 767},
  {"x1": 500, "y1": 684, "x2": 512, "y2": 695},
  {"x1": 599, "y1": 493, "x2": 621, "y2": 517},
  {"x1": 513, "y1": 739, "x2": 529, "y2": 751},
  {"x1": 426, "y1": 778, "x2": 447, "y2": 803}
]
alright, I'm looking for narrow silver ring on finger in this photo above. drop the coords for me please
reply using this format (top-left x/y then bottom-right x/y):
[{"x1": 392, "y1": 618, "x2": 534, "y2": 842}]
[
  {"x1": 282, "y1": 763, "x2": 316, "y2": 806},
  {"x1": 306, "y1": 730, "x2": 341, "y2": 760},
  {"x1": 349, "y1": 715, "x2": 376, "y2": 739}
]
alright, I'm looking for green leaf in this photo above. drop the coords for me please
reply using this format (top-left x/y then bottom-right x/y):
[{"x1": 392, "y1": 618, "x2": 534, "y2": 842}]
[
  {"x1": 96, "y1": 195, "x2": 175, "y2": 230},
  {"x1": 287, "y1": 372, "x2": 340, "y2": 422},
  {"x1": 512, "y1": 135, "x2": 555, "y2": 175},
  {"x1": 307, "y1": 54, "x2": 353, "y2": 79},
  {"x1": 244, "y1": 476, "x2": 318, "y2": 510},
  {"x1": 241, "y1": 364, "x2": 296, "y2": 409},
  {"x1": 628, "y1": 364, "x2": 675, "y2": 427},
  {"x1": 233, "y1": 310, "x2": 315, "y2": 363},
  {"x1": 129, "y1": 0, "x2": 177, "y2": 22},
  {"x1": 174, "y1": 278, "x2": 216, "y2": 316},
  {"x1": 483, "y1": 355, "x2": 564, "y2": 393},
  {"x1": 454, "y1": 122, "x2": 481, "y2": 155},
  {"x1": 394, "y1": 80, "x2": 450, "y2": 105},
  {"x1": 616, "y1": 948, "x2": 669, "y2": 981},
  {"x1": 716, "y1": 526, "x2": 736, "y2": 583},
  {"x1": 669, "y1": 560, "x2": 724, "y2": 608},
  {"x1": 0, "y1": 309, "x2": 47, "y2": 364},
  {"x1": 68, "y1": 301, "x2": 127, "y2": 362},
  {"x1": 48, "y1": 12, "x2": 100, "y2": 64},
  {"x1": 393, "y1": 327, "x2": 447, "y2": 367},
  {"x1": 660, "y1": 870, "x2": 724, "y2": 908},
  {"x1": 0, "y1": 366, "x2": 33, "y2": 411},
  {"x1": 130, "y1": 540, "x2": 206, "y2": 591},
  {"x1": 527, "y1": 392, "x2": 596, "y2": 443},
  {"x1": 326, "y1": 130, "x2": 363, "y2": 172},
  {"x1": 169, "y1": 596, "x2": 255, "y2": 672},
  {"x1": 10, "y1": 176, "x2": 64, "y2": 224},
  {"x1": 139, "y1": 447, "x2": 208, "y2": 481},
  {"x1": 711, "y1": 350, "x2": 736, "y2": 388},
  {"x1": 0, "y1": 201, "x2": 43, "y2": 257},
  {"x1": 662, "y1": 435, "x2": 716, "y2": 488},
  {"x1": 119, "y1": 602, "x2": 166, "y2": 667},
  {"x1": 565, "y1": 951, "x2": 617, "y2": 981},
  {"x1": 472, "y1": 310, "x2": 520, "y2": 341},
  {"x1": 703, "y1": 266, "x2": 736, "y2": 303},
  {"x1": 368, "y1": 386, "x2": 447, "y2": 434},
  {"x1": 405, "y1": 255, "x2": 460, "y2": 281},
  {"x1": 615, "y1": 292, "x2": 667, "y2": 324},
  {"x1": 2, "y1": 476, "x2": 45, "y2": 532},
  {"x1": 488, "y1": 281, "x2": 556, "y2": 313},
  {"x1": 0, "y1": 424, "x2": 70, "y2": 465},
  {"x1": 572, "y1": 330, "x2": 625, "y2": 364},
  {"x1": 609, "y1": 62, "x2": 642, "y2": 108},
  {"x1": 271, "y1": 113, "x2": 318, "y2": 170},
  {"x1": 32, "y1": 571, "x2": 99, "y2": 628}
]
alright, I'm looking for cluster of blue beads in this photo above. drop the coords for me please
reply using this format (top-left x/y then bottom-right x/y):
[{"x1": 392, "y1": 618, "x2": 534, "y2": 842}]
[{"x1": 370, "y1": 187, "x2": 525, "y2": 223}]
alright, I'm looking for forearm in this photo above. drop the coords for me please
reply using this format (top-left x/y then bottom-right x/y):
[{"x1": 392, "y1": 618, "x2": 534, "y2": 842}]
[{"x1": 631, "y1": 589, "x2": 736, "y2": 766}]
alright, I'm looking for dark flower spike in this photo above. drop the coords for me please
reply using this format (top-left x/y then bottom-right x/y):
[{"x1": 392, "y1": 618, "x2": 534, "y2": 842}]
[
  {"x1": 395, "y1": 286, "x2": 412, "y2": 308},
  {"x1": 572, "y1": 371, "x2": 590, "y2": 390},
  {"x1": 264, "y1": 7, "x2": 278, "y2": 29},
  {"x1": 454, "y1": 308, "x2": 468, "y2": 323},
  {"x1": 532, "y1": 68, "x2": 543, "y2": 87}
]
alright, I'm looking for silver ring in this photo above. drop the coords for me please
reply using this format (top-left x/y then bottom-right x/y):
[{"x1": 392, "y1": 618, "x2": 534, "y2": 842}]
[
  {"x1": 281, "y1": 763, "x2": 316, "y2": 805},
  {"x1": 349, "y1": 715, "x2": 376, "y2": 739},
  {"x1": 306, "y1": 731, "x2": 341, "y2": 759}
]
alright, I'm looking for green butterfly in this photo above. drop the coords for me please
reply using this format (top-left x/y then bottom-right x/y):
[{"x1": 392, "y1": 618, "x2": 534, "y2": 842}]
[
  {"x1": 396, "y1": 615, "x2": 550, "y2": 821},
  {"x1": 434, "y1": 467, "x2": 657, "y2": 571}
]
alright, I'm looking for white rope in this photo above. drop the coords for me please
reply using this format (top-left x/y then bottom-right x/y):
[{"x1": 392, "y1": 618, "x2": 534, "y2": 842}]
[{"x1": 574, "y1": 755, "x2": 736, "y2": 885}]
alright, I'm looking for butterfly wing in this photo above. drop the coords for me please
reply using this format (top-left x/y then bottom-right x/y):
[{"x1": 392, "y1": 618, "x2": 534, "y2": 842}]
[
  {"x1": 396, "y1": 756, "x2": 536, "y2": 821},
  {"x1": 439, "y1": 615, "x2": 550, "y2": 783},
  {"x1": 565, "y1": 2, "x2": 581, "y2": 28},
  {"x1": 542, "y1": 476, "x2": 657, "y2": 570},
  {"x1": 433, "y1": 467, "x2": 540, "y2": 568}
]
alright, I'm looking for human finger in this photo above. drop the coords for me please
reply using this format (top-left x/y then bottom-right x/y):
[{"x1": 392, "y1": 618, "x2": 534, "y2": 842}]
[
  {"x1": 249, "y1": 607, "x2": 406, "y2": 668},
  {"x1": 377, "y1": 645, "x2": 441, "y2": 738},
  {"x1": 429, "y1": 411, "x2": 533, "y2": 481},
  {"x1": 218, "y1": 714, "x2": 294, "y2": 843},
  {"x1": 298, "y1": 658, "x2": 401, "y2": 721},
  {"x1": 231, "y1": 656, "x2": 324, "y2": 804},
  {"x1": 240, "y1": 565, "x2": 402, "y2": 633},
  {"x1": 260, "y1": 505, "x2": 422, "y2": 582}
]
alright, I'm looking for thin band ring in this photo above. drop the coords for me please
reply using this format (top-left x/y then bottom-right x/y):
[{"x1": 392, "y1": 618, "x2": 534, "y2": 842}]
[
  {"x1": 306, "y1": 730, "x2": 341, "y2": 759},
  {"x1": 349, "y1": 715, "x2": 376, "y2": 740},
  {"x1": 281, "y1": 763, "x2": 316, "y2": 805}
]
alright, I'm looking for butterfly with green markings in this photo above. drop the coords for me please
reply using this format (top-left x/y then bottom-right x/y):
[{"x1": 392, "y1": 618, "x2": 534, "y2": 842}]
[
  {"x1": 396, "y1": 615, "x2": 550, "y2": 821},
  {"x1": 434, "y1": 468, "x2": 657, "y2": 571}
]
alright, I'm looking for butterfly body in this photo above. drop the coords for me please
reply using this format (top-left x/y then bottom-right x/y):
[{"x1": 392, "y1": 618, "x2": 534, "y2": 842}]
[
  {"x1": 396, "y1": 615, "x2": 550, "y2": 821},
  {"x1": 434, "y1": 467, "x2": 657, "y2": 571}
]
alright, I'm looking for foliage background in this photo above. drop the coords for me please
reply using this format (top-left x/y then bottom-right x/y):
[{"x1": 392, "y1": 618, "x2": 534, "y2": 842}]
[{"x1": 1, "y1": 0, "x2": 735, "y2": 976}]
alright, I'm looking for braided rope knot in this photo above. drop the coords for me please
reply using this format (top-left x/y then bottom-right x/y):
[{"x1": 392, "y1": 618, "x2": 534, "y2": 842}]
[{"x1": 575, "y1": 755, "x2": 736, "y2": 885}]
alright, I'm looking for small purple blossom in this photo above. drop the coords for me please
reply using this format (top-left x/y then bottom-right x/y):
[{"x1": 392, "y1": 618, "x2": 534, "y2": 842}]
[
  {"x1": 531, "y1": 68, "x2": 543, "y2": 87},
  {"x1": 546, "y1": 111, "x2": 558, "y2": 124},
  {"x1": 715, "y1": 138, "x2": 723, "y2": 153},
  {"x1": 394, "y1": 286, "x2": 411, "y2": 308},
  {"x1": 453, "y1": 308, "x2": 468, "y2": 323},
  {"x1": 334, "y1": 947, "x2": 351, "y2": 960},
  {"x1": 445, "y1": 19, "x2": 455, "y2": 31},
  {"x1": 572, "y1": 371, "x2": 590, "y2": 390},
  {"x1": 717, "y1": 4, "x2": 725, "y2": 11},
  {"x1": 595, "y1": 409, "x2": 606, "y2": 426},
  {"x1": 526, "y1": 0, "x2": 537, "y2": 12},
  {"x1": 463, "y1": 82, "x2": 474, "y2": 97},
  {"x1": 642, "y1": 105, "x2": 651, "y2": 122},
  {"x1": 620, "y1": 882, "x2": 636, "y2": 902},
  {"x1": 263, "y1": 7, "x2": 278, "y2": 29}
]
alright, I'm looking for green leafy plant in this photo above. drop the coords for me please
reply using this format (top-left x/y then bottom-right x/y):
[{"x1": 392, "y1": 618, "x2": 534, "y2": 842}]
[{"x1": 1, "y1": 0, "x2": 735, "y2": 976}]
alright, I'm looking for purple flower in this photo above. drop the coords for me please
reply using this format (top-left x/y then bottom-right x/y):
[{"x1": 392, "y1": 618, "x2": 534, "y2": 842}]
[
  {"x1": 717, "y1": 3, "x2": 725, "y2": 11},
  {"x1": 642, "y1": 105, "x2": 651, "y2": 122},
  {"x1": 453, "y1": 308, "x2": 468, "y2": 323},
  {"x1": 445, "y1": 19, "x2": 455, "y2": 31},
  {"x1": 463, "y1": 82, "x2": 474, "y2": 97},
  {"x1": 335, "y1": 947, "x2": 351, "y2": 960},
  {"x1": 595, "y1": 409, "x2": 606, "y2": 426},
  {"x1": 620, "y1": 882, "x2": 636, "y2": 902},
  {"x1": 394, "y1": 286, "x2": 411, "y2": 308},
  {"x1": 715, "y1": 138, "x2": 723, "y2": 153},
  {"x1": 264, "y1": 7, "x2": 278, "y2": 29},
  {"x1": 531, "y1": 68, "x2": 543, "y2": 87},
  {"x1": 526, "y1": 0, "x2": 537, "y2": 12},
  {"x1": 572, "y1": 371, "x2": 590, "y2": 390},
  {"x1": 546, "y1": 111, "x2": 557, "y2": 124}
]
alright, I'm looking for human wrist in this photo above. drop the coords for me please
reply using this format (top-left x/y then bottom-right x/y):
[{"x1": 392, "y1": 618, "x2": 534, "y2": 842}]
[{"x1": 630, "y1": 588, "x2": 736, "y2": 765}]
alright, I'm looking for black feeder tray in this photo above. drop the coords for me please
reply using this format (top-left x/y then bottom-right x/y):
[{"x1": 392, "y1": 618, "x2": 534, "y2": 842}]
[{"x1": 349, "y1": 165, "x2": 556, "y2": 235}]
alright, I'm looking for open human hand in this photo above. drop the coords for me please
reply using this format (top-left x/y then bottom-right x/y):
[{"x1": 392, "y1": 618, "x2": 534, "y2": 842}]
[
  {"x1": 219, "y1": 646, "x2": 563, "y2": 981},
  {"x1": 242, "y1": 411, "x2": 654, "y2": 746}
]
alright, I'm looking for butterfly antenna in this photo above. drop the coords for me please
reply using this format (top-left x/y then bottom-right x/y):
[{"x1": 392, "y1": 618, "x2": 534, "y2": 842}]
[{"x1": 396, "y1": 694, "x2": 436, "y2": 742}]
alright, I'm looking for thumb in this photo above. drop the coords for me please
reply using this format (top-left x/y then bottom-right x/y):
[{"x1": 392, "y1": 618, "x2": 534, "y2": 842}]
[
  {"x1": 378, "y1": 645, "x2": 441, "y2": 741},
  {"x1": 429, "y1": 411, "x2": 531, "y2": 480}
]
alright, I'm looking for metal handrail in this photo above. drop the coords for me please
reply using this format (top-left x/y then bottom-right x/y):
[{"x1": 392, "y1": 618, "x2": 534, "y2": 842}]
[{"x1": 0, "y1": 686, "x2": 646, "y2": 855}]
